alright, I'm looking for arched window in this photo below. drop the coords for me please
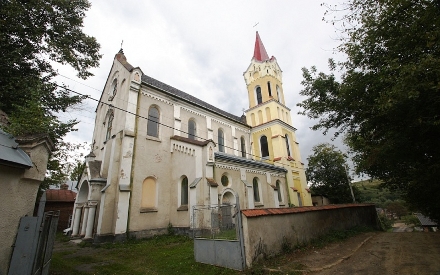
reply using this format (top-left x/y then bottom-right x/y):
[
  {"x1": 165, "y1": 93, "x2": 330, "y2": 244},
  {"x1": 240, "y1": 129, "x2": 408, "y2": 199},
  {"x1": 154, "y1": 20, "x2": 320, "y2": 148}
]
[
  {"x1": 258, "y1": 110, "x2": 263, "y2": 124},
  {"x1": 265, "y1": 107, "x2": 271, "y2": 121},
  {"x1": 188, "y1": 119, "x2": 196, "y2": 140},
  {"x1": 240, "y1": 136, "x2": 246, "y2": 158},
  {"x1": 267, "y1": 81, "x2": 272, "y2": 97},
  {"x1": 142, "y1": 177, "x2": 157, "y2": 209},
  {"x1": 105, "y1": 111, "x2": 114, "y2": 140},
  {"x1": 285, "y1": 134, "x2": 291, "y2": 156},
  {"x1": 181, "y1": 176, "x2": 188, "y2": 205},
  {"x1": 256, "y1": 86, "x2": 262, "y2": 104},
  {"x1": 147, "y1": 106, "x2": 159, "y2": 137},
  {"x1": 218, "y1": 129, "x2": 224, "y2": 152},
  {"x1": 253, "y1": 177, "x2": 260, "y2": 202},
  {"x1": 260, "y1": 135, "x2": 269, "y2": 158},
  {"x1": 221, "y1": 174, "x2": 229, "y2": 187},
  {"x1": 276, "y1": 85, "x2": 281, "y2": 102},
  {"x1": 109, "y1": 78, "x2": 117, "y2": 100},
  {"x1": 276, "y1": 180, "x2": 282, "y2": 202}
]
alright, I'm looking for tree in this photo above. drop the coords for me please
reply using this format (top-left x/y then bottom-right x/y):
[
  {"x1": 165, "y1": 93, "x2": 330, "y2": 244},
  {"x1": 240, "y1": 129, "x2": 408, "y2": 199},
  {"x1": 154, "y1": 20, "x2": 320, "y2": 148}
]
[
  {"x1": 298, "y1": 0, "x2": 440, "y2": 222},
  {"x1": 40, "y1": 141, "x2": 88, "y2": 189},
  {"x1": 306, "y1": 143, "x2": 358, "y2": 204},
  {"x1": 0, "y1": 0, "x2": 101, "y2": 144},
  {"x1": 385, "y1": 201, "x2": 408, "y2": 220},
  {"x1": 0, "y1": 0, "x2": 100, "y2": 189}
]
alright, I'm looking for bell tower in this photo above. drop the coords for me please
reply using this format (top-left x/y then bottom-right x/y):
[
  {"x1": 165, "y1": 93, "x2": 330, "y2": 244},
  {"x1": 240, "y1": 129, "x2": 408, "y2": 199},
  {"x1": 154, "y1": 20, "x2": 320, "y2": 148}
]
[{"x1": 244, "y1": 32, "x2": 312, "y2": 207}]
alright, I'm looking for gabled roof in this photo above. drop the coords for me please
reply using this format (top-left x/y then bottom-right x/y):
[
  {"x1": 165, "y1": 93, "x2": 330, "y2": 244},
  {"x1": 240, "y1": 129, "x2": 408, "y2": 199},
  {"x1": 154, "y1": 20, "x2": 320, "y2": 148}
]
[
  {"x1": 141, "y1": 75, "x2": 247, "y2": 125},
  {"x1": 0, "y1": 129, "x2": 33, "y2": 168},
  {"x1": 253, "y1": 31, "x2": 269, "y2": 62},
  {"x1": 46, "y1": 189, "x2": 77, "y2": 202}
]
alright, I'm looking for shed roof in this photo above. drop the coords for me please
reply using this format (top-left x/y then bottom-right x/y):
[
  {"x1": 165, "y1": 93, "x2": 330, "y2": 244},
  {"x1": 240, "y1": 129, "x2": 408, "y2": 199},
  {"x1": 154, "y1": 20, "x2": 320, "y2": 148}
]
[
  {"x1": 0, "y1": 129, "x2": 33, "y2": 168},
  {"x1": 46, "y1": 189, "x2": 77, "y2": 202},
  {"x1": 415, "y1": 213, "x2": 438, "y2": 227}
]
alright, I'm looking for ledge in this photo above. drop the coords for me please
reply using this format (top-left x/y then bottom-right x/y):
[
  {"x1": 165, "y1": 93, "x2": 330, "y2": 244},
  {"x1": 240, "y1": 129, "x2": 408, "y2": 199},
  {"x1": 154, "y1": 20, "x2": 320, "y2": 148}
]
[
  {"x1": 177, "y1": 205, "x2": 188, "y2": 211},
  {"x1": 140, "y1": 207, "x2": 158, "y2": 213},
  {"x1": 242, "y1": 203, "x2": 375, "y2": 218},
  {"x1": 146, "y1": 135, "x2": 161, "y2": 142}
]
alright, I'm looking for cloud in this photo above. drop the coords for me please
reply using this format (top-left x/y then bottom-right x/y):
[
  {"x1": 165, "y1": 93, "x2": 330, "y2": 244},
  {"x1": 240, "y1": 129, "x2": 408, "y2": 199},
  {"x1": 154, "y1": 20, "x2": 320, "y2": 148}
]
[{"x1": 59, "y1": 0, "x2": 350, "y2": 171}]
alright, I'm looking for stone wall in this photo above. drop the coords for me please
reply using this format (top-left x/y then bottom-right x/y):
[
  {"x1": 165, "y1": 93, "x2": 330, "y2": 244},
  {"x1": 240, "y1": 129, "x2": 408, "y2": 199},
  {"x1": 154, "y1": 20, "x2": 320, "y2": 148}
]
[{"x1": 241, "y1": 204, "x2": 379, "y2": 268}]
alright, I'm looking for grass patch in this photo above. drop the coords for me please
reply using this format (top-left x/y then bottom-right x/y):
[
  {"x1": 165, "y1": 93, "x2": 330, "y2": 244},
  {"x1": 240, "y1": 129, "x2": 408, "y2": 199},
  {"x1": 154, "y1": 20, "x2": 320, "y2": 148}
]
[
  {"x1": 309, "y1": 226, "x2": 371, "y2": 249},
  {"x1": 50, "y1": 227, "x2": 374, "y2": 275},
  {"x1": 50, "y1": 235, "x2": 241, "y2": 275}
]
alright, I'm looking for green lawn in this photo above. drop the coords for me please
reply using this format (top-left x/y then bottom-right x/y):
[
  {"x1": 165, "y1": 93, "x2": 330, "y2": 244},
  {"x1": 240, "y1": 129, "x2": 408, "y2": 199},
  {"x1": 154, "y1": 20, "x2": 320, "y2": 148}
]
[
  {"x1": 50, "y1": 226, "x2": 372, "y2": 275},
  {"x1": 50, "y1": 234, "x2": 242, "y2": 275}
]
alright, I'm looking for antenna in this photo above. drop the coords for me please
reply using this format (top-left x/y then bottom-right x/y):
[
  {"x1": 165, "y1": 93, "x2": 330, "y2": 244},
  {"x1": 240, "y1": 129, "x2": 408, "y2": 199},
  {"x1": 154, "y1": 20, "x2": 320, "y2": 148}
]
[
  {"x1": 253, "y1": 22, "x2": 259, "y2": 28},
  {"x1": 120, "y1": 40, "x2": 124, "y2": 49}
]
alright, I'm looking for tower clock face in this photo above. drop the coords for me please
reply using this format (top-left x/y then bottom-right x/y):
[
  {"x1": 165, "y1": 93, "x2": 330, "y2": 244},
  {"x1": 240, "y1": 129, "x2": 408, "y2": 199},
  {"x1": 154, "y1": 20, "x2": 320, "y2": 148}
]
[{"x1": 109, "y1": 79, "x2": 117, "y2": 100}]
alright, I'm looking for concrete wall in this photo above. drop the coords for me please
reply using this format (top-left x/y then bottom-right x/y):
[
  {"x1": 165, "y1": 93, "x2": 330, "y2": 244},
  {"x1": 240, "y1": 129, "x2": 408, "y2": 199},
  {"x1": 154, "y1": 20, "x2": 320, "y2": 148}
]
[
  {"x1": 241, "y1": 204, "x2": 379, "y2": 267},
  {"x1": 0, "y1": 137, "x2": 52, "y2": 274}
]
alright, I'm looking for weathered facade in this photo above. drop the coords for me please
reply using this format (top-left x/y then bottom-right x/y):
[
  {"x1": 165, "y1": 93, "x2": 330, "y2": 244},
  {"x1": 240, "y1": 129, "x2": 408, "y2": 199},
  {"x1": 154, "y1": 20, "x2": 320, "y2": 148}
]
[
  {"x1": 0, "y1": 130, "x2": 53, "y2": 274},
  {"x1": 71, "y1": 32, "x2": 311, "y2": 241}
]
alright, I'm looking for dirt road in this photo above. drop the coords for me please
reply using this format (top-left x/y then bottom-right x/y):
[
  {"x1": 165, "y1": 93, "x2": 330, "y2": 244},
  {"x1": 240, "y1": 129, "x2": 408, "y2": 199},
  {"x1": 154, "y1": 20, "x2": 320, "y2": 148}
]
[{"x1": 283, "y1": 232, "x2": 440, "y2": 275}]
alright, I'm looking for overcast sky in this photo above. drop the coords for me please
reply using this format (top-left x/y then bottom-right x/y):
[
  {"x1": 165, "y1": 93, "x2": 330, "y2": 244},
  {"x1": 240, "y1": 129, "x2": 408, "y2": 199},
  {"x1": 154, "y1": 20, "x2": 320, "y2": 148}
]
[{"x1": 56, "y1": 0, "x2": 363, "y2": 178}]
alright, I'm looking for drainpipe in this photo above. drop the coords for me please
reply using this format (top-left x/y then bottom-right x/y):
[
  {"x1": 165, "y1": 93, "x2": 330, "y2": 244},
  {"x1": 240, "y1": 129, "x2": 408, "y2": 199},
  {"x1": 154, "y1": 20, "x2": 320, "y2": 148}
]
[{"x1": 126, "y1": 80, "x2": 142, "y2": 238}]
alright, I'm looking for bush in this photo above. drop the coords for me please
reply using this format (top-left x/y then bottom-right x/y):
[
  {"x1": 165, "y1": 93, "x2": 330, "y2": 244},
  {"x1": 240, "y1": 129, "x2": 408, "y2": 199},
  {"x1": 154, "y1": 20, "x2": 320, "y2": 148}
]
[{"x1": 378, "y1": 213, "x2": 393, "y2": 230}]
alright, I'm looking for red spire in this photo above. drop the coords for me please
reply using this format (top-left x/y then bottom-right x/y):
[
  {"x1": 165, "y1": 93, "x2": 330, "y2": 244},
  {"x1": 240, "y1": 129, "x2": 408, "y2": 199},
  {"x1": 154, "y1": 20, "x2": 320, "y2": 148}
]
[{"x1": 253, "y1": 31, "x2": 269, "y2": 62}]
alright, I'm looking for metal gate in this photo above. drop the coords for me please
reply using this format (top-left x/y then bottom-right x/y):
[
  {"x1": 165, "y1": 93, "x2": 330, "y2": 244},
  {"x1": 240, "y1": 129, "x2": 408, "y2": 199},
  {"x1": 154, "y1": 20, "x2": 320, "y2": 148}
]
[
  {"x1": 8, "y1": 192, "x2": 59, "y2": 275},
  {"x1": 193, "y1": 197, "x2": 246, "y2": 270}
]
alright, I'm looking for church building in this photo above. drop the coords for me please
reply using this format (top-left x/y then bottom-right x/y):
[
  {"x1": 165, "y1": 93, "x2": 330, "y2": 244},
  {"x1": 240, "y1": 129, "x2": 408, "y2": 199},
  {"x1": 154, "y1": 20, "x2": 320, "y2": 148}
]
[{"x1": 70, "y1": 32, "x2": 312, "y2": 241}]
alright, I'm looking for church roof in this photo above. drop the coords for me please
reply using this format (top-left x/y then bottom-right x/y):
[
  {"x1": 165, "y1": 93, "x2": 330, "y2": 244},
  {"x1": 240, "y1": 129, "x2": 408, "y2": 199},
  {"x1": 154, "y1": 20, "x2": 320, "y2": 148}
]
[
  {"x1": 253, "y1": 31, "x2": 269, "y2": 62},
  {"x1": 215, "y1": 152, "x2": 286, "y2": 173},
  {"x1": 141, "y1": 75, "x2": 247, "y2": 125}
]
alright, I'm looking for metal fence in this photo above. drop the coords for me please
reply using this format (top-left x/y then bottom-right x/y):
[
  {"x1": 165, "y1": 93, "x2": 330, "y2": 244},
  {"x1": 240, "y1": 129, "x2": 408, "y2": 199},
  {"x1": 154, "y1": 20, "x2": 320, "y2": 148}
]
[
  {"x1": 8, "y1": 193, "x2": 59, "y2": 275},
  {"x1": 193, "y1": 197, "x2": 246, "y2": 270},
  {"x1": 192, "y1": 203, "x2": 238, "y2": 240}
]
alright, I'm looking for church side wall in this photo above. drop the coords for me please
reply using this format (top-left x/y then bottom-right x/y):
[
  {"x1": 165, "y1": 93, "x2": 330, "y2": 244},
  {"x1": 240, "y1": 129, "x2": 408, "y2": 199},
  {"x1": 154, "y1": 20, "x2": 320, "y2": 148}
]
[{"x1": 127, "y1": 92, "x2": 175, "y2": 235}]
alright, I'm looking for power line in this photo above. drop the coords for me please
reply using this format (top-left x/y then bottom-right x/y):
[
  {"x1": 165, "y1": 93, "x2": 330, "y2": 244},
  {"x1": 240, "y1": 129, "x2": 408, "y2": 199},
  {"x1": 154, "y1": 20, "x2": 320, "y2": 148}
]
[
  {"x1": 54, "y1": 83, "x2": 303, "y2": 170},
  {"x1": 58, "y1": 74, "x2": 238, "y2": 146}
]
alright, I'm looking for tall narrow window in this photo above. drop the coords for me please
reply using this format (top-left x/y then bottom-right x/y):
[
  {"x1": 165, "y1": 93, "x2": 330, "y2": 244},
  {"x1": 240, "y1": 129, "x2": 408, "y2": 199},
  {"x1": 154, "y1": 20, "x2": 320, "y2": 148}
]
[
  {"x1": 109, "y1": 79, "x2": 117, "y2": 100},
  {"x1": 142, "y1": 177, "x2": 157, "y2": 209},
  {"x1": 256, "y1": 86, "x2": 262, "y2": 104},
  {"x1": 181, "y1": 176, "x2": 188, "y2": 205},
  {"x1": 276, "y1": 180, "x2": 282, "y2": 202},
  {"x1": 105, "y1": 112, "x2": 114, "y2": 140},
  {"x1": 265, "y1": 107, "x2": 271, "y2": 121},
  {"x1": 147, "y1": 106, "x2": 159, "y2": 137},
  {"x1": 276, "y1": 85, "x2": 281, "y2": 102},
  {"x1": 188, "y1": 119, "x2": 196, "y2": 140},
  {"x1": 297, "y1": 193, "x2": 303, "y2": 207},
  {"x1": 285, "y1": 134, "x2": 291, "y2": 156},
  {"x1": 240, "y1": 136, "x2": 246, "y2": 157},
  {"x1": 260, "y1": 135, "x2": 269, "y2": 158},
  {"x1": 218, "y1": 129, "x2": 224, "y2": 152},
  {"x1": 253, "y1": 178, "x2": 260, "y2": 202},
  {"x1": 267, "y1": 81, "x2": 272, "y2": 97}
]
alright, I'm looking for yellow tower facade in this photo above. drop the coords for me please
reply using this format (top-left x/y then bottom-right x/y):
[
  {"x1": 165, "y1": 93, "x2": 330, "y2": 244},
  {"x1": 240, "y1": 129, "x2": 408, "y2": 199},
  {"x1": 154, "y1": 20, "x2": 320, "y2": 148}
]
[{"x1": 244, "y1": 32, "x2": 312, "y2": 206}]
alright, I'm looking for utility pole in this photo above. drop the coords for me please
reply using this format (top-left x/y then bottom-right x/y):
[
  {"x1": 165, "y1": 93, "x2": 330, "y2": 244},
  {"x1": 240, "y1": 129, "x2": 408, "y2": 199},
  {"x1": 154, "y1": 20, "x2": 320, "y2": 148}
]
[{"x1": 345, "y1": 165, "x2": 356, "y2": 203}]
